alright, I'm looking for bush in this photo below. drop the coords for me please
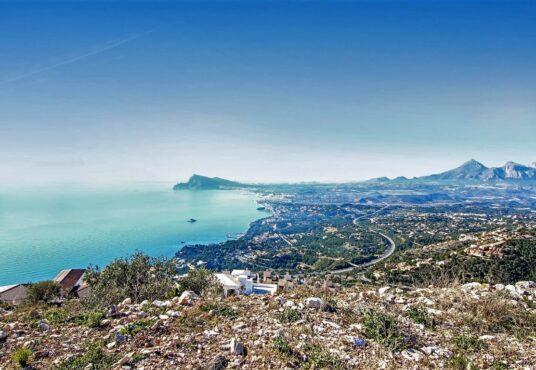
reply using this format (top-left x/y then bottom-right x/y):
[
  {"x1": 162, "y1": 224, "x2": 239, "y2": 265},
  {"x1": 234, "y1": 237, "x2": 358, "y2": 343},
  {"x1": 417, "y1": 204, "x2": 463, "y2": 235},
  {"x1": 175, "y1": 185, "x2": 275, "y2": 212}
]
[
  {"x1": 84, "y1": 252, "x2": 177, "y2": 307},
  {"x1": 362, "y1": 309, "x2": 405, "y2": 350},
  {"x1": 273, "y1": 335, "x2": 293, "y2": 356},
  {"x1": 407, "y1": 306, "x2": 435, "y2": 328},
  {"x1": 278, "y1": 308, "x2": 302, "y2": 324},
  {"x1": 73, "y1": 310, "x2": 105, "y2": 328},
  {"x1": 452, "y1": 334, "x2": 482, "y2": 351},
  {"x1": 26, "y1": 281, "x2": 61, "y2": 304},
  {"x1": 56, "y1": 340, "x2": 117, "y2": 369},
  {"x1": 178, "y1": 268, "x2": 222, "y2": 296},
  {"x1": 12, "y1": 347, "x2": 32, "y2": 368},
  {"x1": 44, "y1": 308, "x2": 69, "y2": 324}
]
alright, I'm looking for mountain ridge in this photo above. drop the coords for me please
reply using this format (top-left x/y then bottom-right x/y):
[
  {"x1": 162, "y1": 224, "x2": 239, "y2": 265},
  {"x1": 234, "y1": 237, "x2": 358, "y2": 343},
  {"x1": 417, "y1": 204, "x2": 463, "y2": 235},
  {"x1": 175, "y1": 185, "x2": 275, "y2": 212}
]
[{"x1": 173, "y1": 160, "x2": 536, "y2": 189}]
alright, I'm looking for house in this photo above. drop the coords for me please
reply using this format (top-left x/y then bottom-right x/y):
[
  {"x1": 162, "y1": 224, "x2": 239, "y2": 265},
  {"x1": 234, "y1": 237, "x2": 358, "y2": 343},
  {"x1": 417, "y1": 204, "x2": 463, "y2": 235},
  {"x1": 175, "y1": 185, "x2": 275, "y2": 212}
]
[
  {"x1": 0, "y1": 284, "x2": 28, "y2": 305},
  {"x1": 215, "y1": 270, "x2": 277, "y2": 297},
  {"x1": 53, "y1": 269, "x2": 87, "y2": 296}
]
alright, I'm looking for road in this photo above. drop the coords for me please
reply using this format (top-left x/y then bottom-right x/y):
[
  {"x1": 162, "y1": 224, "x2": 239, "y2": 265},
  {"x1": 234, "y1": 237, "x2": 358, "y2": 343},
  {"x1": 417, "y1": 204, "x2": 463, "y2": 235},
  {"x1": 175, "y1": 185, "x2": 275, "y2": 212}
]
[
  {"x1": 328, "y1": 231, "x2": 396, "y2": 275},
  {"x1": 328, "y1": 204, "x2": 395, "y2": 275}
]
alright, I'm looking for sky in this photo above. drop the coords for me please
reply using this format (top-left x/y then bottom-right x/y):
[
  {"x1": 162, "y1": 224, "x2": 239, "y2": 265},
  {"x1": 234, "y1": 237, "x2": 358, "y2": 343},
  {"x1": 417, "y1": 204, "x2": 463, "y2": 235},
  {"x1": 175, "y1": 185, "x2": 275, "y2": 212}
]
[{"x1": 1, "y1": 1, "x2": 535, "y2": 185}]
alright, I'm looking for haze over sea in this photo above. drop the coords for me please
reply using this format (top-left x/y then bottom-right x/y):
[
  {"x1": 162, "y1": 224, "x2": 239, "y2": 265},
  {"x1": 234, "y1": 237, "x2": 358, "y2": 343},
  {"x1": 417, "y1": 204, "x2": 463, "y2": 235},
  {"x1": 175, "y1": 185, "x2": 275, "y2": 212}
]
[{"x1": 0, "y1": 184, "x2": 264, "y2": 286}]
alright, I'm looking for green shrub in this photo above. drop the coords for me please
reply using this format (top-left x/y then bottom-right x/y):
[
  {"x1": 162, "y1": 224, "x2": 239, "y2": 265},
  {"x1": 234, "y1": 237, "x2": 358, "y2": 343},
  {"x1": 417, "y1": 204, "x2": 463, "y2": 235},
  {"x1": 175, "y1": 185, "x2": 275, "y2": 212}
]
[
  {"x1": 119, "y1": 319, "x2": 155, "y2": 337},
  {"x1": 178, "y1": 268, "x2": 222, "y2": 296},
  {"x1": 84, "y1": 252, "x2": 177, "y2": 307},
  {"x1": 362, "y1": 309, "x2": 405, "y2": 350},
  {"x1": 56, "y1": 340, "x2": 118, "y2": 369},
  {"x1": 73, "y1": 311, "x2": 105, "y2": 328},
  {"x1": 45, "y1": 308, "x2": 69, "y2": 324},
  {"x1": 199, "y1": 301, "x2": 237, "y2": 318},
  {"x1": 273, "y1": 335, "x2": 293, "y2": 356},
  {"x1": 12, "y1": 347, "x2": 32, "y2": 368},
  {"x1": 449, "y1": 354, "x2": 478, "y2": 370},
  {"x1": 453, "y1": 334, "x2": 482, "y2": 351},
  {"x1": 303, "y1": 343, "x2": 342, "y2": 369},
  {"x1": 26, "y1": 281, "x2": 61, "y2": 304},
  {"x1": 407, "y1": 306, "x2": 434, "y2": 328},
  {"x1": 278, "y1": 308, "x2": 302, "y2": 324}
]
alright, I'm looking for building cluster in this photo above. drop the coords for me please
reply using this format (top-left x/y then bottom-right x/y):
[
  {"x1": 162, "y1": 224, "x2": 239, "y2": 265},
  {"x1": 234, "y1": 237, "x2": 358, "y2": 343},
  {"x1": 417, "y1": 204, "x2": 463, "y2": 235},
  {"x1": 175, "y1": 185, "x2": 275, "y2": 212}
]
[{"x1": 214, "y1": 269, "x2": 302, "y2": 297}]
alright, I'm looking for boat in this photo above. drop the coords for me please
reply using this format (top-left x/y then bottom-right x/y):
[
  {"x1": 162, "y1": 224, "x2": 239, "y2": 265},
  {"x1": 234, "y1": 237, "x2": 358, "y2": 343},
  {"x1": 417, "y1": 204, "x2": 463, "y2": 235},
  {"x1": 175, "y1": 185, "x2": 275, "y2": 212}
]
[
  {"x1": 187, "y1": 218, "x2": 197, "y2": 223},
  {"x1": 256, "y1": 206, "x2": 266, "y2": 211}
]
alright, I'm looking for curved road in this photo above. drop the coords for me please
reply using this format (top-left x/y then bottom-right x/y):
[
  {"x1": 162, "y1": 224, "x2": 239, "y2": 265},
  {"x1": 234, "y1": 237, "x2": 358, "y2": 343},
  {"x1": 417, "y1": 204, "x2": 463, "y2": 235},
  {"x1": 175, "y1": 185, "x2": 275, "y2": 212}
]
[
  {"x1": 327, "y1": 204, "x2": 395, "y2": 275},
  {"x1": 328, "y1": 231, "x2": 396, "y2": 275}
]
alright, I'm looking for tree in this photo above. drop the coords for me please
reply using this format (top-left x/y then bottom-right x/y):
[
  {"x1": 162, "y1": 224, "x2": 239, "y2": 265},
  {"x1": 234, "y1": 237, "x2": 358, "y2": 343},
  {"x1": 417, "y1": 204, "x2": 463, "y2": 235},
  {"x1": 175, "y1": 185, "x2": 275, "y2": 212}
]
[
  {"x1": 26, "y1": 281, "x2": 61, "y2": 304},
  {"x1": 84, "y1": 252, "x2": 177, "y2": 307}
]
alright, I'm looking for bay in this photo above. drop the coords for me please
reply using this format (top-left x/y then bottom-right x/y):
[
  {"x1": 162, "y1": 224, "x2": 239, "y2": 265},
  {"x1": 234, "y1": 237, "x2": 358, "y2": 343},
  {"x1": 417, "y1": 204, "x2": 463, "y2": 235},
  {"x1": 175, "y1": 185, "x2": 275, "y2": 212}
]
[{"x1": 0, "y1": 184, "x2": 263, "y2": 285}]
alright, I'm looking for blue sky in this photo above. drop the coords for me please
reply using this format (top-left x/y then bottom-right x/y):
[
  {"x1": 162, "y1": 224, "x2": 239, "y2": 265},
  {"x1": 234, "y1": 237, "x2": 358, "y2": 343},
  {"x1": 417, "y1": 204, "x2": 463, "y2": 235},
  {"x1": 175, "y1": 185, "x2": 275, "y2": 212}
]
[{"x1": 1, "y1": 1, "x2": 535, "y2": 184}]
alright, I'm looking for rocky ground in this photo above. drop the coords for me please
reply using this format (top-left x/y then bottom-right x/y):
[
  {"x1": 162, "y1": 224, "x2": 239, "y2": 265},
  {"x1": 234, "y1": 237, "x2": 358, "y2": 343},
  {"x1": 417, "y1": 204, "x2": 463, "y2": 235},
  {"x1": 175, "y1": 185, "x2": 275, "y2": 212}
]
[{"x1": 1, "y1": 280, "x2": 535, "y2": 369}]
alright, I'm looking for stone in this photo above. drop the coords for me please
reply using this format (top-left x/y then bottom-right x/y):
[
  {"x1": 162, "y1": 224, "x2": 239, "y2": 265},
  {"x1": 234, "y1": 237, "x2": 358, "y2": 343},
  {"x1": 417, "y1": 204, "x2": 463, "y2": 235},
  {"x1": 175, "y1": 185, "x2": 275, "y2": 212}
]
[
  {"x1": 505, "y1": 285, "x2": 522, "y2": 299},
  {"x1": 378, "y1": 286, "x2": 391, "y2": 295},
  {"x1": 461, "y1": 282, "x2": 482, "y2": 291},
  {"x1": 352, "y1": 337, "x2": 366, "y2": 347},
  {"x1": 121, "y1": 297, "x2": 132, "y2": 306},
  {"x1": 178, "y1": 291, "x2": 199, "y2": 306},
  {"x1": 230, "y1": 338, "x2": 244, "y2": 356},
  {"x1": 115, "y1": 332, "x2": 126, "y2": 344},
  {"x1": 107, "y1": 304, "x2": 118, "y2": 317},
  {"x1": 420, "y1": 346, "x2": 452, "y2": 358},
  {"x1": 107, "y1": 341, "x2": 116, "y2": 349},
  {"x1": 305, "y1": 297, "x2": 323, "y2": 309},
  {"x1": 159, "y1": 314, "x2": 170, "y2": 320},
  {"x1": 153, "y1": 300, "x2": 172, "y2": 308},
  {"x1": 401, "y1": 349, "x2": 424, "y2": 361},
  {"x1": 207, "y1": 354, "x2": 229, "y2": 370},
  {"x1": 38, "y1": 320, "x2": 50, "y2": 331}
]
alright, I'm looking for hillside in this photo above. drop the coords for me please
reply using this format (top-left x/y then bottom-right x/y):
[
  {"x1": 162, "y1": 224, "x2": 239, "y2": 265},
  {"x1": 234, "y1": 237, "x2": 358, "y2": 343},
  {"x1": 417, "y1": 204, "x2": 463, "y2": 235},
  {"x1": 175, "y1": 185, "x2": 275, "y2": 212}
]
[
  {"x1": 1, "y1": 234, "x2": 535, "y2": 369},
  {"x1": 173, "y1": 175, "x2": 246, "y2": 190}
]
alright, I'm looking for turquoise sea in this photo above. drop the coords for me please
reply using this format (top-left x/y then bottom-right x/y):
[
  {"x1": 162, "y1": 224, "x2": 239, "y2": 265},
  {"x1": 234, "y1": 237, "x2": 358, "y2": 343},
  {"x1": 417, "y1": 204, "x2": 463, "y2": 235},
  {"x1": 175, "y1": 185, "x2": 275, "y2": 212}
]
[{"x1": 0, "y1": 185, "x2": 264, "y2": 285}]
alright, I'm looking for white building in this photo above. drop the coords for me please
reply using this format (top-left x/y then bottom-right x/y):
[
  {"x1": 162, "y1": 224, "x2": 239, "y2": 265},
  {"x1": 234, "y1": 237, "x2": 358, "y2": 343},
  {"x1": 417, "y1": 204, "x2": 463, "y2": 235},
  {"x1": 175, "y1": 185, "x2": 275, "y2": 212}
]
[{"x1": 215, "y1": 270, "x2": 277, "y2": 297}]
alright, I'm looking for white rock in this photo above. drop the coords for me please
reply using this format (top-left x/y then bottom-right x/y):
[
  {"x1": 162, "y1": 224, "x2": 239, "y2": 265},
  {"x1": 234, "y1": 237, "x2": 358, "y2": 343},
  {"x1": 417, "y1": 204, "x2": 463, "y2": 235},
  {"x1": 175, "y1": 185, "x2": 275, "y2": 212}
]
[
  {"x1": 461, "y1": 282, "x2": 482, "y2": 291},
  {"x1": 158, "y1": 314, "x2": 170, "y2": 320},
  {"x1": 505, "y1": 285, "x2": 522, "y2": 299},
  {"x1": 152, "y1": 300, "x2": 171, "y2": 308},
  {"x1": 420, "y1": 346, "x2": 452, "y2": 358},
  {"x1": 378, "y1": 286, "x2": 391, "y2": 295},
  {"x1": 121, "y1": 297, "x2": 132, "y2": 305},
  {"x1": 401, "y1": 349, "x2": 424, "y2": 361},
  {"x1": 178, "y1": 290, "x2": 199, "y2": 306}
]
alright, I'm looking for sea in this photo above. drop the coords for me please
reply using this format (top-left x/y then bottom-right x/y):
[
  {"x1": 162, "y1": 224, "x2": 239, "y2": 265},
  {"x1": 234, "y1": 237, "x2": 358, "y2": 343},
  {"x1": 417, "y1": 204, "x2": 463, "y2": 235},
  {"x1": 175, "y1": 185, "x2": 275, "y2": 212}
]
[{"x1": 0, "y1": 184, "x2": 265, "y2": 285}]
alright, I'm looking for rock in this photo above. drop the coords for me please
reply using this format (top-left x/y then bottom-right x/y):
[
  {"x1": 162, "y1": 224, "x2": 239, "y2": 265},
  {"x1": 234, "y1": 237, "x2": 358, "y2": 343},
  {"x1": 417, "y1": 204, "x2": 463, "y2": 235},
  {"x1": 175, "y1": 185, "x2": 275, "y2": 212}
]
[
  {"x1": 107, "y1": 304, "x2": 118, "y2": 317},
  {"x1": 494, "y1": 284, "x2": 505, "y2": 291},
  {"x1": 305, "y1": 297, "x2": 323, "y2": 309},
  {"x1": 401, "y1": 349, "x2": 424, "y2": 361},
  {"x1": 116, "y1": 353, "x2": 133, "y2": 366},
  {"x1": 178, "y1": 291, "x2": 199, "y2": 306},
  {"x1": 230, "y1": 338, "x2": 244, "y2": 356},
  {"x1": 478, "y1": 335, "x2": 496, "y2": 341},
  {"x1": 0, "y1": 330, "x2": 7, "y2": 342},
  {"x1": 207, "y1": 354, "x2": 228, "y2": 370},
  {"x1": 107, "y1": 341, "x2": 116, "y2": 349},
  {"x1": 153, "y1": 300, "x2": 172, "y2": 308},
  {"x1": 38, "y1": 320, "x2": 50, "y2": 331},
  {"x1": 121, "y1": 297, "x2": 132, "y2": 306},
  {"x1": 420, "y1": 346, "x2": 452, "y2": 358},
  {"x1": 378, "y1": 286, "x2": 391, "y2": 295},
  {"x1": 115, "y1": 332, "x2": 126, "y2": 344},
  {"x1": 351, "y1": 337, "x2": 366, "y2": 347},
  {"x1": 159, "y1": 314, "x2": 170, "y2": 320},
  {"x1": 461, "y1": 282, "x2": 482, "y2": 291},
  {"x1": 140, "y1": 300, "x2": 149, "y2": 307},
  {"x1": 505, "y1": 285, "x2": 522, "y2": 299},
  {"x1": 137, "y1": 311, "x2": 148, "y2": 319}
]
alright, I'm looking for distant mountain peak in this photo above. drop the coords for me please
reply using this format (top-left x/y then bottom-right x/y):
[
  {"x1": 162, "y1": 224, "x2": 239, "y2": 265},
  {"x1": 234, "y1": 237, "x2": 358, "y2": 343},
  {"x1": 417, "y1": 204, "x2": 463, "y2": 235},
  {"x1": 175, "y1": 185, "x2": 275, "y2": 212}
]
[
  {"x1": 419, "y1": 159, "x2": 536, "y2": 182},
  {"x1": 173, "y1": 175, "x2": 246, "y2": 190}
]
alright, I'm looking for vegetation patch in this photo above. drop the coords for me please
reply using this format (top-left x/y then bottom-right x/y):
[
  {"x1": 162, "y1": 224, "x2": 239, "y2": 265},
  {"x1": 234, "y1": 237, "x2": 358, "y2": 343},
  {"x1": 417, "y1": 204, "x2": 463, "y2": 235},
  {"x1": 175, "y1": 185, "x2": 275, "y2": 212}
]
[
  {"x1": 362, "y1": 308, "x2": 405, "y2": 350},
  {"x1": 55, "y1": 341, "x2": 118, "y2": 370},
  {"x1": 278, "y1": 308, "x2": 302, "y2": 324}
]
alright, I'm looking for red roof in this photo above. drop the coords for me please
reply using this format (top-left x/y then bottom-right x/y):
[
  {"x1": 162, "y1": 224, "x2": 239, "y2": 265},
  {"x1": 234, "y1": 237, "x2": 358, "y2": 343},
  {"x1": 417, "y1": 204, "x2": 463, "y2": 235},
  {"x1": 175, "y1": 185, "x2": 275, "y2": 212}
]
[{"x1": 53, "y1": 269, "x2": 86, "y2": 292}]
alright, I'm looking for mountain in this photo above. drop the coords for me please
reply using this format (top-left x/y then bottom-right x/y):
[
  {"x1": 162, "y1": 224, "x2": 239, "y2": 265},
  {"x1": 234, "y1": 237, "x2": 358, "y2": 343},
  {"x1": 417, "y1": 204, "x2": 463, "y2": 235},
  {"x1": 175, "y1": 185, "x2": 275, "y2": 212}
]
[
  {"x1": 173, "y1": 174, "x2": 246, "y2": 190},
  {"x1": 420, "y1": 160, "x2": 536, "y2": 181}
]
